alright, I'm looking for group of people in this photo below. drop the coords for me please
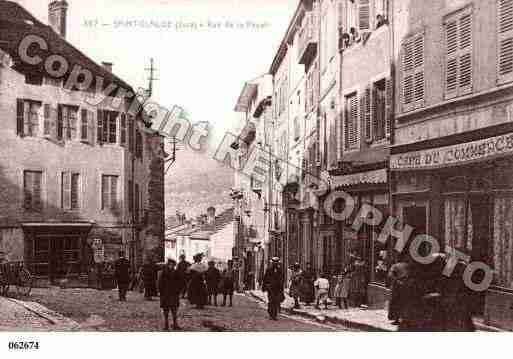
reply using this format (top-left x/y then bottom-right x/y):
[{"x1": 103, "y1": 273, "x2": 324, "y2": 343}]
[
  {"x1": 387, "y1": 254, "x2": 477, "y2": 331},
  {"x1": 113, "y1": 251, "x2": 237, "y2": 331}
]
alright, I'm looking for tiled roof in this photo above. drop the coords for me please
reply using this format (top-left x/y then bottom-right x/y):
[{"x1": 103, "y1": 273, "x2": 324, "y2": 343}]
[{"x1": 0, "y1": 1, "x2": 133, "y2": 91}]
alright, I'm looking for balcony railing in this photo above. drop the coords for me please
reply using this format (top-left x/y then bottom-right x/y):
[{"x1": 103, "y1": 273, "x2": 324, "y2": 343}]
[{"x1": 297, "y1": 12, "x2": 318, "y2": 65}]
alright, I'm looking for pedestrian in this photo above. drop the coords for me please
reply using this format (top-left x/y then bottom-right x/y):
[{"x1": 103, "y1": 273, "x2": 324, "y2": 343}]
[
  {"x1": 314, "y1": 272, "x2": 330, "y2": 310},
  {"x1": 187, "y1": 253, "x2": 208, "y2": 309},
  {"x1": 333, "y1": 271, "x2": 349, "y2": 309},
  {"x1": 388, "y1": 262, "x2": 409, "y2": 326},
  {"x1": 300, "y1": 263, "x2": 315, "y2": 305},
  {"x1": 289, "y1": 262, "x2": 302, "y2": 309},
  {"x1": 206, "y1": 260, "x2": 221, "y2": 306},
  {"x1": 114, "y1": 251, "x2": 130, "y2": 301},
  {"x1": 176, "y1": 254, "x2": 191, "y2": 299},
  {"x1": 158, "y1": 258, "x2": 184, "y2": 331},
  {"x1": 262, "y1": 257, "x2": 284, "y2": 320},
  {"x1": 142, "y1": 257, "x2": 158, "y2": 301},
  {"x1": 220, "y1": 260, "x2": 236, "y2": 307}
]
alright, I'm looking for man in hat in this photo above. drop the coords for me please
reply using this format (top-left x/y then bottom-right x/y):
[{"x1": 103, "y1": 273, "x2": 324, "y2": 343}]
[
  {"x1": 206, "y1": 260, "x2": 221, "y2": 306},
  {"x1": 158, "y1": 258, "x2": 184, "y2": 331},
  {"x1": 114, "y1": 251, "x2": 130, "y2": 301},
  {"x1": 263, "y1": 257, "x2": 284, "y2": 320},
  {"x1": 176, "y1": 254, "x2": 191, "y2": 299}
]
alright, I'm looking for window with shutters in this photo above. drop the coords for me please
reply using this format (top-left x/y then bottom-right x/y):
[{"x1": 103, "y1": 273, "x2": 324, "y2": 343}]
[
  {"x1": 58, "y1": 105, "x2": 78, "y2": 141},
  {"x1": 101, "y1": 175, "x2": 119, "y2": 211},
  {"x1": 498, "y1": 0, "x2": 513, "y2": 84},
  {"x1": 444, "y1": 7, "x2": 473, "y2": 99},
  {"x1": 61, "y1": 172, "x2": 80, "y2": 210},
  {"x1": 23, "y1": 170, "x2": 43, "y2": 211},
  {"x1": 16, "y1": 99, "x2": 41, "y2": 137},
  {"x1": 344, "y1": 92, "x2": 359, "y2": 151},
  {"x1": 402, "y1": 33, "x2": 425, "y2": 112}
]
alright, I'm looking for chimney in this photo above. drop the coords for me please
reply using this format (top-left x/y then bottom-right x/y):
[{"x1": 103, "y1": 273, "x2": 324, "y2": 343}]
[
  {"x1": 48, "y1": 1, "x2": 68, "y2": 38},
  {"x1": 102, "y1": 62, "x2": 113, "y2": 73},
  {"x1": 207, "y1": 207, "x2": 216, "y2": 225}
]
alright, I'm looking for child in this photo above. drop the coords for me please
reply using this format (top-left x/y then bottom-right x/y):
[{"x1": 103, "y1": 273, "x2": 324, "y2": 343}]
[
  {"x1": 314, "y1": 273, "x2": 330, "y2": 310},
  {"x1": 334, "y1": 271, "x2": 350, "y2": 309}
]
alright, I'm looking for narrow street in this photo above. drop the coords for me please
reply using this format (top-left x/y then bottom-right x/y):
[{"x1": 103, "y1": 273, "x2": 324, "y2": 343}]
[{"x1": 12, "y1": 288, "x2": 352, "y2": 332}]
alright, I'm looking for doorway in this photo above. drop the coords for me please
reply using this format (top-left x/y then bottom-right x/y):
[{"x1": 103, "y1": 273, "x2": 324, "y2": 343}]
[{"x1": 35, "y1": 235, "x2": 80, "y2": 283}]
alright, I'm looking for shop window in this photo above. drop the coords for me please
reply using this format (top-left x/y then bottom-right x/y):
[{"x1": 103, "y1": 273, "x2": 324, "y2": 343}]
[
  {"x1": 33, "y1": 237, "x2": 49, "y2": 276},
  {"x1": 493, "y1": 196, "x2": 513, "y2": 288}
]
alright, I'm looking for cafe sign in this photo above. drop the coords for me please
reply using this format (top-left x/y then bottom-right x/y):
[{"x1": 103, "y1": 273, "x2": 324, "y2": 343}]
[{"x1": 391, "y1": 132, "x2": 513, "y2": 171}]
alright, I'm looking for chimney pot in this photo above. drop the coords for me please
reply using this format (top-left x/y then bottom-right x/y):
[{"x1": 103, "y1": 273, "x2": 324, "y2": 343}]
[
  {"x1": 102, "y1": 62, "x2": 113, "y2": 73},
  {"x1": 48, "y1": 0, "x2": 68, "y2": 38}
]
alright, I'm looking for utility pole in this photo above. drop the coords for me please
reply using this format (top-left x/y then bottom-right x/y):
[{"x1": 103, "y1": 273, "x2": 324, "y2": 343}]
[{"x1": 145, "y1": 58, "x2": 158, "y2": 98}]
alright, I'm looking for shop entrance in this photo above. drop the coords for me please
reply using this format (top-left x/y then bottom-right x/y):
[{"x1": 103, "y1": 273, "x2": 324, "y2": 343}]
[{"x1": 402, "y1": 206, "x2": 427, "y2": 259}]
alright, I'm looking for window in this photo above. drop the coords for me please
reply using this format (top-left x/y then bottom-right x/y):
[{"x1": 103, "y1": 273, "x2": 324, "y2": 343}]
[
  {"x1": 344, "y1": 92, "x2": 359, "y2": 151},
  {"x1": 445, "y1": 8, "x2": 473, "y2": 99},
  {"x1": 80, "y1": 109, "x2": 89, "y2": 142},
  {"x1": 16, "y1": 99, "x2": 41, "y2": 137},
  {"x1": 62, "y1": 172, "x2": 80, "y2": 210},
  {"x1": 58, "y1": 105, "x2": 78, "y2": 141},
  {"x1": 402, "y1": 33, "x2": 425, "y2": 111},
  {"x1": 43, "y1": 104, "x2": 52, "y2": 137},
  {"x1": 23, "y1": 170, "x2": 42, "y2": 211},
  {"x1": 101, "y1": 175, "x2": 119, "y2": 210},
  {"x1": 25, "y1": 73, "x2": 43, "y2": 86},
  {"x1": 97, "y1": 110, "x2": 118, "y2": 144},
  {"x1": 136, "y1": 130, "x2": 143, "y2": 159},
  {"x1": 499, "y1": 0, "x2": 513, "y2": 83}
]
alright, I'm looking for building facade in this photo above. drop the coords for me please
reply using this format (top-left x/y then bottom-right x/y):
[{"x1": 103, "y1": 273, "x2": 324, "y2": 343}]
[{"x1": 0, "y1": 0, "x2": 165, "y2": 283}]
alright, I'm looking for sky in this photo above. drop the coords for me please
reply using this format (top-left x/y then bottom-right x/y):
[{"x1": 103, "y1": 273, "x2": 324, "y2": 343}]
[{"x1": 18, "y1": 0, "x2": 298, "y2": 146}]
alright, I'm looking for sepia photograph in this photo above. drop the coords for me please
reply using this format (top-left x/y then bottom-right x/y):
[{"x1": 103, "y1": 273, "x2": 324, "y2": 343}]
[{"x1": 0, "y1": 0, "x2": 512, "y2": 356}]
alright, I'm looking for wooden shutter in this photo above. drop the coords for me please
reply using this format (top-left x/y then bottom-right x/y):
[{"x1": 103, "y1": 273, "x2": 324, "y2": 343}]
[
  {"x1": 88, "y1": 110, "x2": 95, "y2": 144},
  {"x1": 97, "y1": 110, "x2": 103, "y2": 143},
  {"x1": 81, "y1": 109, "x2": 88, "y2": 141},
  {"x1": 43, "y1": 104, "x2": 51, "y2": 136},
  {"x1": 62, "y1": 172, "x2": 71, "y2": 210},
  {"x1": 110, "y1": 176, "x2": 118, "y2": 209},
  {"x1": 499, "y1": 0, "x2": 513, "y2": 83},
  {"x1": 16, "y1": 99, "x2": 24, "y2": 136},
  {"x1": 358, "y1": 0, "x2": 370, "y2": 31},
  {"x1": 120, "y1": 113, "x2": 127, "y2": 146},
  {"x1": 23, "y1": 171, "x2": 32, "y2": 209},
  {"x1": 57, "y1": 105, "x2": 63, "y2": 140},
  {"x1": 32, "y1": 172, "x2": 42, "y2": 211},
  {"x1": 101, "y1": 175, "x2": 109, "y2": 210},
  {"x1": 402, "y1": 34, "x2": 424, "y2": 111},
  {"x1": 71, "y1": 173, "x2": 79, "y2": 209},
  {"x1": 364, "y1": 87, "x2": 372, "y2": 142},
  {"x1": 385, "y1": 77, "x2": 393, "y2": 138},
  {"x1": 445, "y1": 9, "x2": 473, "y2": 98}
]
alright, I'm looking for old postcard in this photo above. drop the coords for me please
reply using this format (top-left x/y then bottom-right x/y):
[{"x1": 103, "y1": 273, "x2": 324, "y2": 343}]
[{"x1": 0, "y1": 1, "x2": 510, "y2": 355}]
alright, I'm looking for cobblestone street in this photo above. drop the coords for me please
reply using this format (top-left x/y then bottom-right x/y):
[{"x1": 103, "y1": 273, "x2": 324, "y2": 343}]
[{"x1": 1, "y1": 288, "x2": 352, "y2": 332}]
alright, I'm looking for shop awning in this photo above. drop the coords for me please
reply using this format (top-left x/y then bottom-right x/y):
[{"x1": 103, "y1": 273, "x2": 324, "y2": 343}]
[{"x1": 331, "y1": 168, "x2": 388, "y2": 189}]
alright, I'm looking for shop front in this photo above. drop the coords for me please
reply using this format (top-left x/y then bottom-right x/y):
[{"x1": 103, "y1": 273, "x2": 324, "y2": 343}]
[
  {"x1": 390, "y1": 128, "x2": 513, "y2": 330},
  {"x1": 329, "y1": 167, "x2": 392, "y2": 307}
]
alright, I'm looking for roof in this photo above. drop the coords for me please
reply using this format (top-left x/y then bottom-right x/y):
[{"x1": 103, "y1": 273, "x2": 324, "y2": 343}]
[
  {"x1": 0, "y1": 1, "x2": 133, "y2": 92},
  {"x1": 268, "y1": 0, "x2": 312, "y2": 75}
]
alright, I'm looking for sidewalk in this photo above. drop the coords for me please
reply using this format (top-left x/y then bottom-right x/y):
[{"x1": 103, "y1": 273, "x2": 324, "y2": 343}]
[
  {"x1": 248, "y1": 290, "x2": 502, "y2": 332},
  {"x1": 0, "y1": 296, "x2": 79, "y2": 331}
]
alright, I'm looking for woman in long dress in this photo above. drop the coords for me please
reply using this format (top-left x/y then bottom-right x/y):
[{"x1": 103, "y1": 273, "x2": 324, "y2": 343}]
[{"x1": 187, "y1": 253, "x2": 208, "y2": 309}]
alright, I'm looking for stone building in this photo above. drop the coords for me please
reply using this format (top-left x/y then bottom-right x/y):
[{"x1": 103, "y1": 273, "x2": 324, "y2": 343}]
[{"x1": 0, "y1": 0, "x2": 165, "y2": 283}]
